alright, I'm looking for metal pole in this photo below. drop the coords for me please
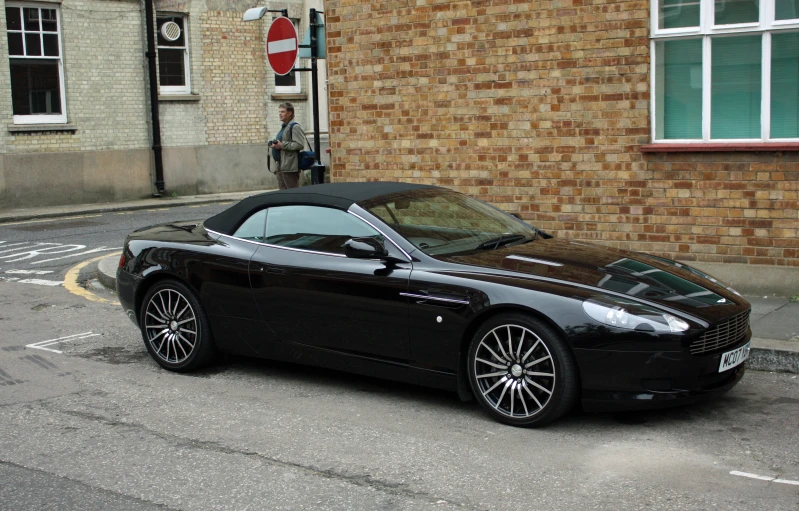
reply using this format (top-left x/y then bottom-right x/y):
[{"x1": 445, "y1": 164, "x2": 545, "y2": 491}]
[
  {"x1": 309, "y1": 8, "x2": 325, "y2": 184},
  {"x1": 144, "y1": 0, "x2": 165, "y2": 195}
]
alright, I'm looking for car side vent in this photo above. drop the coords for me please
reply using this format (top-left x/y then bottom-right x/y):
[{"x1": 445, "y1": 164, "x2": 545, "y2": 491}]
[{"x1": 690, "y1": 311, "x2": 750, "y2": 355}]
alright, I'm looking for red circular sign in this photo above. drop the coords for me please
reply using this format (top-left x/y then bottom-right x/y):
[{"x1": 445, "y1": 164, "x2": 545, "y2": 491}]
[{"x1": 266, "y1": 17, "x2": 298, "y2": 76}]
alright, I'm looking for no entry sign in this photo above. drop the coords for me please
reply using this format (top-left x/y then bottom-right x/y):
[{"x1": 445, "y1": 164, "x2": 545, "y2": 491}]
[{"x1": 266, "y1": 17, "x2": 298, "y2": 76}]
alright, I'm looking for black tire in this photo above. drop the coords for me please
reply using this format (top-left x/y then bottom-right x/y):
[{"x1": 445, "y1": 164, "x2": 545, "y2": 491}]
[
  {"x1": 139, "y1": 279, "x2": 215, "y2": 372},
  {"x1": 467, "y1": 313, "x2": 578, "y2": 427}
]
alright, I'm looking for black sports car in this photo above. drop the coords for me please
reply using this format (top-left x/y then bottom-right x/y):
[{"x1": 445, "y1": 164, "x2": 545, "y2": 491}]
[{"x1": 117, "y1": 182, "x2": 752, "y2": 426}]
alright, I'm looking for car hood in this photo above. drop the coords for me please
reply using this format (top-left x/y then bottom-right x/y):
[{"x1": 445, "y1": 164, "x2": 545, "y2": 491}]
[{"x1": 440, "y1": 238, "x2": 748, "y2": 316}]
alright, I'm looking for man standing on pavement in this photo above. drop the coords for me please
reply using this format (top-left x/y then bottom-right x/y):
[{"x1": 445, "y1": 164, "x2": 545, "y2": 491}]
[{"x1": 269, "y1": 103, "x2": 307, "y2": 189}]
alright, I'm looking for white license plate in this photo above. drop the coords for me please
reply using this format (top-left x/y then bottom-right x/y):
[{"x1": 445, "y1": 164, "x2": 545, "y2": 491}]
[{"x1": 718, "y1": 341, "x2": 751, "y2": 372}]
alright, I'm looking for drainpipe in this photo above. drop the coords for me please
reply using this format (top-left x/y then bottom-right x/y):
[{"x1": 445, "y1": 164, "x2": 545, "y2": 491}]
[{"x1": 144, "y1": 0, "x2": 165, "y2": 196}]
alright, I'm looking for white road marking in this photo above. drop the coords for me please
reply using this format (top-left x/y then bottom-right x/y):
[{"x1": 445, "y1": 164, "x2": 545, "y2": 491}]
[
  {"x1": 26, "y1": 332, "x2": 100, "y2": 354},
  {"x1": 268, "y1": 38, "x2": 297, "y2": 54},
  {"x1": 5, "y1": 269, "x2": 54, "y2": 274},
  {"x1": 17, "y1": 279, "x2": 63, "y2": 286},
  {"x1": 30, "y1": 246, "x2": 119, "y2": 265},
  {"x1": 0, "y1": 243, "x2": 87, "y2": 262},
  {"x1": 730, "y1": 471, "x2": 799, "y2": 485},
  {"x1": 0, "y1": 242, "x2": 39, "y2": 253}
]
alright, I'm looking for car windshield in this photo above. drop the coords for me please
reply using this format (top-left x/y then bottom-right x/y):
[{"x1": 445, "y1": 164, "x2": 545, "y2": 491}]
[{"x1": 361, "y1": 188, "x2": 537, "y2": 256}]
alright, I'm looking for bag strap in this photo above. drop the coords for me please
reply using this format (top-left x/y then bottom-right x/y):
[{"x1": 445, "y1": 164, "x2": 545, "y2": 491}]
[{"x1": 288, "y1": 122, "x2": 310, "y2": 150}]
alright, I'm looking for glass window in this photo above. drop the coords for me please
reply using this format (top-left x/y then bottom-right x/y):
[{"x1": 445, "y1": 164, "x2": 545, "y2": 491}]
[
  {"x1": 655, "y1": 39, "x2": 703, "y2": 139},
  {"x1": 233, "y1": 210, "x2": 267, "y2": 242},
  {"x1": 264, "y1": 206, "x2": 381, "y2": 255},
  {"x1": 771, "y1": 32, "x2": 799, "y2": 137},
  {"x1": 775, "y1": 0, "x2": 799, "y2": 19},
  {"x1": 652, "y1": 0, "x2": 799, "y2": 142},
  {"x1": 715, "y1": 0, "x2": 759, "y2": 25},
  {"x1": 711, "y1": 35, "x2": 762, "y2": 138},
  {"x1": 157, "y1": 14, "x2": 190, "y2": 93},
  {"x1": 6, "y1": 4, "x2": 66, "y2": 124},
  {"x1": 363, "y1": 189, "x2": 538, "y2": 256},
  {"x1": 659, "y1": 0, "x2": 701, "y2": 29},
  {"x1": 273, "y1": 17, "x2": 300, "y2": 93}
]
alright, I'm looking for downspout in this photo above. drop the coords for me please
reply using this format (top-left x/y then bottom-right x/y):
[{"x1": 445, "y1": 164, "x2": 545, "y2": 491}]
[{"x1": 144, "y1": 0, "x2": 165, "y2": 196}]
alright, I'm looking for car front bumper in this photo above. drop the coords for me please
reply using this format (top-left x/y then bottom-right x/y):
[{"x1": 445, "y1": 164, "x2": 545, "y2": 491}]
[{"x1": 575, "y1": 336, "x2": 750, "y2": 412}]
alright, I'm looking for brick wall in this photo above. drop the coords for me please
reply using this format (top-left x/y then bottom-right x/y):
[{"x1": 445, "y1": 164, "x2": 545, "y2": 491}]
[
  {"x1": 325, "y1": 0, "x2": 799, "y2": 268},
  {"x1": 2, "y1": 0, "x2": 150, "y2": 153}
]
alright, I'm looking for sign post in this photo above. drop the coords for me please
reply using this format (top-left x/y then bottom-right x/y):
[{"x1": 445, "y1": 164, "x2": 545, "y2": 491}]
[{"x1": 244, "y1": 8, "x2": 327, "y2": 184}]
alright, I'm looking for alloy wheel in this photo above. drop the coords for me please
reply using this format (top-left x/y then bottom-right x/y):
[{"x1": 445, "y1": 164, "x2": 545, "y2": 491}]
[
  {"x1": 144, "y1": 288, "x2": 198, "y2": 364},
  {"x1": 472, "y1": 324, "x2": 556, "y2": 419}
]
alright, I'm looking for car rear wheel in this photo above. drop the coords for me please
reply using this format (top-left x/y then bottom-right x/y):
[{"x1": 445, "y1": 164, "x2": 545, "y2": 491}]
[
  {"x1": 139, "y1": 279, "x2": 215, "y2": 372},
  {"x1": 467, "y1": 313, "x2": 578, "y2": 427}
]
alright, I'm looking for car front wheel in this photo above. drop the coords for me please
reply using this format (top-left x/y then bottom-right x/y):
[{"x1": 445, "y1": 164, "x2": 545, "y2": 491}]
[
  {"x1": 467, "y1": 313, "x2": 578, "y2": 427},
  {"x1": 139, "y1": 279, "x2": 215, "y2": 372}
]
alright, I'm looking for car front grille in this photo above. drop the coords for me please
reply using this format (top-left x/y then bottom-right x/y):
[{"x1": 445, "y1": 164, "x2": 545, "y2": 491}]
[{"x1": 690, "y1": 311, "x2": 750, "y2": 355}]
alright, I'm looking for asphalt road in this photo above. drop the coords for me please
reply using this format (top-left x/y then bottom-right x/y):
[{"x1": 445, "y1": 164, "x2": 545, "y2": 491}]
[{"x1": 0, "y1": 207, "x2": 798, "y2": 511}]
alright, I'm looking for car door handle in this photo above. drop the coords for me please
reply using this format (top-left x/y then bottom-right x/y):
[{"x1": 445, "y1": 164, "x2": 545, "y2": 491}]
[{"x1": 254, "y1": 265, "x2": 285, "y2": 274}]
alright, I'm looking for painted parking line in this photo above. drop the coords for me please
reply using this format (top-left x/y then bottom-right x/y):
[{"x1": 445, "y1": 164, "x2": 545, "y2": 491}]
[
  {"x1": 26, "y1": 332, "x2": 100, "y2": 354},
  {"x1": 730, "y1": 471, "x2": 799, "y2": 486},
  {"x1": 5, "y1": 269, "x2": 54, "y2": 275}
]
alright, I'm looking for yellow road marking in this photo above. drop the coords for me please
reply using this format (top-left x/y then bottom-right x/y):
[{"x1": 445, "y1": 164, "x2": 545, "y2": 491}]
[
  {"x1": 64, "y1": 252, "x2": 121, "y2": 305},
  {"x1": 0, "y1": 214, "x2": 103, "y2": 227}
]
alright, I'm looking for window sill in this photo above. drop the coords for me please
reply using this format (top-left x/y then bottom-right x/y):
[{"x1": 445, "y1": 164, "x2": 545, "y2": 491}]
[
  {"x1": 271, "y1": 93, "x2": 308, "y2": 101},
  {"x1": 8, "y1": 123, "x2": 77, "y2": 133},
  {"x1": 640, "y1": 142, "x2": 799, "y2": 153},
  {"x1": 158, "y1": 94, "x2": 201, "y2": 102}
]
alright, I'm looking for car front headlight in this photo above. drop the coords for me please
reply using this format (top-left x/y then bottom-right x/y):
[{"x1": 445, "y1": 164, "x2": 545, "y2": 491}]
[{"x1": 582, "y1": 298, "x2": 690, "y2": 333}]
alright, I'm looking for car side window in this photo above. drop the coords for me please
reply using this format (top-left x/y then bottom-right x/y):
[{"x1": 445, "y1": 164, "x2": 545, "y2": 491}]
[
  {"x1": 264, "y1": 205, "x2": 382, "y2": 255},
  {"x1": 232, "y1": 209, "x2": 267, "y2": 242}
]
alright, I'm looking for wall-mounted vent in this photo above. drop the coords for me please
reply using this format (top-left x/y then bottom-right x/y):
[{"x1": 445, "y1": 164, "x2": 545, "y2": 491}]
[{"x1": 160, "y1": 21, "x2": 181, "y2": 42}]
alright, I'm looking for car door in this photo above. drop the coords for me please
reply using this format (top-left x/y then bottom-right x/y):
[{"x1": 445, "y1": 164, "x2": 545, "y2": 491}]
[{"x1": 248, "y1": 205, "x2": 412, "y2": 363}]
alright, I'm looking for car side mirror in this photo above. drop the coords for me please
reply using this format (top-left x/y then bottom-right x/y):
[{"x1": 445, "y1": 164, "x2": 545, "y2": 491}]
[{"x1": 343, "y1": 237, "x2": 388, "y2": 259}]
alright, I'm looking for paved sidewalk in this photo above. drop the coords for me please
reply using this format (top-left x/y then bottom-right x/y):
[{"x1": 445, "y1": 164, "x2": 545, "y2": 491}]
[
  {"x1": 0, "y1": 189, "x2": 274, "y2": 224},
  {"x1": 2, "y1": 191, "x2": 797, "y2": 374}
]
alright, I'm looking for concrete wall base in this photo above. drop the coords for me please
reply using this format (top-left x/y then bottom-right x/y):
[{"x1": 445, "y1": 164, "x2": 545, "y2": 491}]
[
  {"x1": 691, "y1": 261, "x2": 799, "y2": 297},
  {"x1": 0, "y1": 149, "x2": 153, "y2": 209}
]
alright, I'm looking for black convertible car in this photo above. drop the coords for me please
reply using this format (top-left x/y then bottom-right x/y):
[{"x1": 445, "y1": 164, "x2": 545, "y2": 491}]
[{"x1": 117, "y1": 182, "x2": 751, "y2": 426}]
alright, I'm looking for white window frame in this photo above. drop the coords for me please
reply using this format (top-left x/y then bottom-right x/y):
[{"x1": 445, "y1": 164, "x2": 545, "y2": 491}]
[
  {"x1": 273, "y1": 17, "x2": 301, "y2": 94},
  {"x1": 156, "y1": 13, "x2": 191, "y2": 95},
  {"x1": 651, "y1": 0, "x2": 799, "y2": 142},
  {"x1": 7, "y1": 2, "x2": 67, "y2": 124}
]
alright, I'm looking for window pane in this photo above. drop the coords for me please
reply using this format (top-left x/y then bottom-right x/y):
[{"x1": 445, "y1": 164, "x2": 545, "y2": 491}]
[
  {"x1": 158, "y1": 49, "x2": 185, "y2": 86},
  {"x1": 42, "y1": 34, "x2": 59, "y2": 56},
  {"x1": 10, "y1": 59, "x2": 62, "y2": 116},
  {"x1": 233, "y1": 210, "x2": 267, "y2": 241},
  {"x1": 8, "y1": 32, "x2": 23, "y2": 56},
  {"x1": 275, "y1": 69, "x2": 296, "y2": 87},
  {"x1": 6, "y1": 7, "x2": 21, "y2": 30},
  {"x1": 41, "y1": 9, "x2": 57, "y2": 31},
  {"x1": 711, "y1": 35, "x2": 761, "y2": 139},
  {"x1": 23, "y1": 7, "x2": 39, "y2": 30},
  {"x1": 656, "y1": 39, "x2": 702, "y2": 139},
  {"x1": 771, "y1": 33, "x2": 799, "y2": 138},
  {"x1": 265, "y1": 206, "x2": 380, "y2": 255},
  {"x1": 659, "y1": 0, "x2": 700, "y2": 29},
  {"x1": 25, "y1": 33, "x2": 41, "y2": 56},
  {"x1": 775, "y1": 0, "x2": 799, "y2": 19},
  {"x1": 715, "y1": 0, "x2": 759, "y2": 25}
]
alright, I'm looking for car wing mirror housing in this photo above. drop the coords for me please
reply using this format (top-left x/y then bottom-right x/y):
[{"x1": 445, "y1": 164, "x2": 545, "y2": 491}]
[{"x1": 343, "y1": 237, "x2": 389, "y2": 259}]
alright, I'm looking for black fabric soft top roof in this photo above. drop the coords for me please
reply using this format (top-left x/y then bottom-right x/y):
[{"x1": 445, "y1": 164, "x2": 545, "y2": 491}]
[{"x1": 203, "y1": 181, "x2": 438, "y2": 235}]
